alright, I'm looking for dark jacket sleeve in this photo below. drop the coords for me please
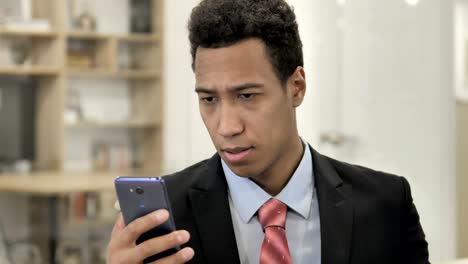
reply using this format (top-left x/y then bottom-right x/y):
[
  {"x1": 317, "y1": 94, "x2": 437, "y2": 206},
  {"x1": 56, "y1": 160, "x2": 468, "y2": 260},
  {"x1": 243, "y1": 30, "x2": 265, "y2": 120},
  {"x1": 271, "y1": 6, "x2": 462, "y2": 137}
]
[{"x1": 400, "y1": 176, "x2": 430, "y2": 264}]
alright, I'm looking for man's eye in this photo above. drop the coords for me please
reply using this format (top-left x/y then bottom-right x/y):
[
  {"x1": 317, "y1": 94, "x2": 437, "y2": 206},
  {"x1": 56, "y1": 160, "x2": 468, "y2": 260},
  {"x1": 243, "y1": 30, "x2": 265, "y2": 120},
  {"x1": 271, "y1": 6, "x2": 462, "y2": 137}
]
[
  {"x1": 239, "y1": 93, "x2": 256, "y2": 100},
  {"x1": 202, "y1": 96, "x2": 217, "y2": 104}
]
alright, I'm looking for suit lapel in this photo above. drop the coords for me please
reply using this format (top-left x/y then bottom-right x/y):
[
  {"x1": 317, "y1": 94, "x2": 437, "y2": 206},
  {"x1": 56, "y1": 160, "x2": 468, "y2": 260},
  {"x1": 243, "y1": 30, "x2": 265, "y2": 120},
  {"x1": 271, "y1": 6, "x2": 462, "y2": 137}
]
[
  {"x1": 311, "y1": 147, "x2": 354, "y2": 264},
  {"x1": 188, "y1": 154, "x2": 240, "y2": 264}
]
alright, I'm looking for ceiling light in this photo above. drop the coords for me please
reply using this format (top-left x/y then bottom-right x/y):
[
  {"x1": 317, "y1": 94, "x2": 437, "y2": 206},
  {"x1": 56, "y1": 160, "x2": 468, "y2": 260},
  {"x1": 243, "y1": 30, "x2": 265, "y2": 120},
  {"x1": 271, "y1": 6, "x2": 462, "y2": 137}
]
[{"x1": 405, "y1": 0, "x2": 420, "y2": 6}]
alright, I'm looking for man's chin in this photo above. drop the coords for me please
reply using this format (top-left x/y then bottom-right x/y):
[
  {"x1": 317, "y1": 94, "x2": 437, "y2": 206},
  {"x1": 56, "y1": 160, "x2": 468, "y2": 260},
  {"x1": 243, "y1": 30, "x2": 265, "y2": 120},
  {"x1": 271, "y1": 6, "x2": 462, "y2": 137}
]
[{"x1": 223, "y1": 161, "x2": 255, "y2": 177}]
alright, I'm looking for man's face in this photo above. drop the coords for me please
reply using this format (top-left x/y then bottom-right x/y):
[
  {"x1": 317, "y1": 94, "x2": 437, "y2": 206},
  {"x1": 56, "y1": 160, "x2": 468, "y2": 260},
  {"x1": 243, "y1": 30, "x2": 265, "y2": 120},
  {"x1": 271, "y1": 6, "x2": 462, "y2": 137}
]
[{"x1": 194, "y1": 38, "x2": 305, "y2": 179}]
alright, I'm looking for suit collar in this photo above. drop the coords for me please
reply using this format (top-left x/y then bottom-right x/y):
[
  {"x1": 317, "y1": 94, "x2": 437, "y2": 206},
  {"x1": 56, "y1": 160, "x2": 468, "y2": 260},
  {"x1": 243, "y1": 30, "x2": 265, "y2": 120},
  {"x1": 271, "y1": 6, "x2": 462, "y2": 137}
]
[
  {"x1": 188, "y1": 154, "x2": 241, "y2": 264},
  {"x1": 222, "y1": 144, "x2": 314, "y2": 223},
  {"x1": 311, "y1": 147, "x2": 354, "y2": 264}
]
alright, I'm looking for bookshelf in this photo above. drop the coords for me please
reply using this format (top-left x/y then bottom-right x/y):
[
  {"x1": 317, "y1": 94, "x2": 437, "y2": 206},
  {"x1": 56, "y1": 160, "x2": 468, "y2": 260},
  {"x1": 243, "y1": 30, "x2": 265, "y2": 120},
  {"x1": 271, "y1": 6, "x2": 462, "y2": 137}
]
[
  {"x1": 0, "y1": 0, "x2": 164, "y2": 175},
  {"x1": 0, "y1": 0, "x2": 164, "y2": 263}
]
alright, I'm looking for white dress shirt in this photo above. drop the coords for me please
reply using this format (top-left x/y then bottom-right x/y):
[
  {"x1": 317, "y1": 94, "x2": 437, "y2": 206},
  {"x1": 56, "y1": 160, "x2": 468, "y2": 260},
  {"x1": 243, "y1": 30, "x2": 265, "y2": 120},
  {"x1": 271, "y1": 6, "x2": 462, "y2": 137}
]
[{"x1": 222, "y1": 143, "x2": 321, "y2": 264}]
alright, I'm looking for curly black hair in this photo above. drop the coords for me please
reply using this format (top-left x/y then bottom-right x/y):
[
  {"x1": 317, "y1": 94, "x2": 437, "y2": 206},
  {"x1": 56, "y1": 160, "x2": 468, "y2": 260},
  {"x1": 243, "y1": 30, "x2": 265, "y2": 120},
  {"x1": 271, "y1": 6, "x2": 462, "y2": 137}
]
[{"x1": 188, "y1": 0, "x2": 303, "y2": 85}]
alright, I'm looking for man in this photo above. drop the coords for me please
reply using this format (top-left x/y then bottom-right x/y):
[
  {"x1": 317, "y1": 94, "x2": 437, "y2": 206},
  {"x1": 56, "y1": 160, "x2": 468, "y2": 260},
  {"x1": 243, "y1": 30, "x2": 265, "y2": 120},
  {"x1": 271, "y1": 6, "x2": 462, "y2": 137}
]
[{"x1": 107, "y1": 0, "x2": 430, "y2": 263}]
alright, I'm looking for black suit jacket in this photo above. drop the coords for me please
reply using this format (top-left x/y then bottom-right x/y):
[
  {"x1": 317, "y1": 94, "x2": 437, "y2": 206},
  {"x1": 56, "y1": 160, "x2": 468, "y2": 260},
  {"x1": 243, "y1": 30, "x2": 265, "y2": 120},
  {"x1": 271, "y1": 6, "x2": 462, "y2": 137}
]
[{"x1": 164, "y1": 147, "x2": 429, "y2": 264}]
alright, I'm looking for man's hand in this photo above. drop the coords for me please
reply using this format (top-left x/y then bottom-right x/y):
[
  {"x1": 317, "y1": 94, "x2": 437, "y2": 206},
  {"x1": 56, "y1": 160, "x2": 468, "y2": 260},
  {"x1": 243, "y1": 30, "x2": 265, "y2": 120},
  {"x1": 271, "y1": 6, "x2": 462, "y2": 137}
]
[{"x1": 107, "y1": 209, "x2": 195, "y2": 264}]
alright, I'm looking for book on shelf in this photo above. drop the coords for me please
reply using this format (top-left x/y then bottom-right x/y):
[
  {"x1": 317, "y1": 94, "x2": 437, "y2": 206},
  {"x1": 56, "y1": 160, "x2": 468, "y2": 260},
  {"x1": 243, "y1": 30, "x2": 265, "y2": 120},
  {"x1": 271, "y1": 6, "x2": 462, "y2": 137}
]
[
  {"x1": 67, "y1": 52, "x2": 94, "y2": 68},
  {"x1": 67, "y1": 192, "x2": 101, "y2": 223},
  {"x1": 92, "y1": 142, "x2": 133, "y2": 172}
]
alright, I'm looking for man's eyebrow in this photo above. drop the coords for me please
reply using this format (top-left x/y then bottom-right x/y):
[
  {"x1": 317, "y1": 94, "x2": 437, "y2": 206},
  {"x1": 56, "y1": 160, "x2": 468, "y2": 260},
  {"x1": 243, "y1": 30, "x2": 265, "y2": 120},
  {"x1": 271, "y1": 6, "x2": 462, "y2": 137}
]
[
  {"x1": 195, "y1": 83, "x2": 263, "y2": 93},
  {"x1": 230, "y1": 83, "x2": 264, "y2": 92},
  {"x1": 194, "y1": 87, "x2": 213, "y2": 94}
]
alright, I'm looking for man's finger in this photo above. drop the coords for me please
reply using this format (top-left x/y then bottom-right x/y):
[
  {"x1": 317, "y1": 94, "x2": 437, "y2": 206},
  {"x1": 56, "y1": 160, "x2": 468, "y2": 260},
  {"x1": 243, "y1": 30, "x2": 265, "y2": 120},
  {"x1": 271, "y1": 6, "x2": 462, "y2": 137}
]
[
  {"x1": 111, "y1": 213, "x2": 125, "y2": 237},
  {"x1": 122, "y1": 209, "x2": 169, "y2": 244},
  {"x1": 151, "y1": 247, "x2": 195, "y2": 264},
  {"x1": 135, "y1": 230, "x2": 190, "y2": 261}
]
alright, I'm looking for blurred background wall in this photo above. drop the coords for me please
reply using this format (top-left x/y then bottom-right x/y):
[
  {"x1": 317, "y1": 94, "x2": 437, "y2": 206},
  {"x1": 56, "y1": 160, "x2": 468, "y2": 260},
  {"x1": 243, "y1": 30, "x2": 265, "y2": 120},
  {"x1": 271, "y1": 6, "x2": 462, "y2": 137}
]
[{"x1": 457, "y1": 104, "x2": 468, "y2": 257}]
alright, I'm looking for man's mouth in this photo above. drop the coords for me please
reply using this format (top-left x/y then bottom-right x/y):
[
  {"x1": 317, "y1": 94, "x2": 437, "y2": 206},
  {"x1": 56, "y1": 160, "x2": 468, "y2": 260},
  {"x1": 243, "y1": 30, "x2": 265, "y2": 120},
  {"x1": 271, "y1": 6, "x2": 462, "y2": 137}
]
[{"x1": 222, "y1": 147, "x2": 253, "y2": 163}]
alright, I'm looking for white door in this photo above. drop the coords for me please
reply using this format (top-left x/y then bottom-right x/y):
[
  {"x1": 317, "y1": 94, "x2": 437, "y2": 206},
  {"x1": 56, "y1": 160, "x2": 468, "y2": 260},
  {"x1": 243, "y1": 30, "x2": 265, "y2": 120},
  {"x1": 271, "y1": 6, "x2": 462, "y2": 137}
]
[{"x1": 294, "y1": 0, "x2": 456, "y2": 261}]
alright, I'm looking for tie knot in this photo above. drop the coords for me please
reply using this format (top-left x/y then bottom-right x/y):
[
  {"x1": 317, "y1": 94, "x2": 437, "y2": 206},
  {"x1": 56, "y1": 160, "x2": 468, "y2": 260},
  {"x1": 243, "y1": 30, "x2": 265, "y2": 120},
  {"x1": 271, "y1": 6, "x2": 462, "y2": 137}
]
[{"x1": 258, "y1": 198, "x2": 287, "y2": 230}]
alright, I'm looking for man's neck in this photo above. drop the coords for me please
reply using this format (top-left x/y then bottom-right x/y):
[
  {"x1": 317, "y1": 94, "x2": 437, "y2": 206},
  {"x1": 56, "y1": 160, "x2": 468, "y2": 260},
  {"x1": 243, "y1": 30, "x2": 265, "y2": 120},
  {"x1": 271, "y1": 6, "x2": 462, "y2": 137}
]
[{"x1": 252, "y1": 137, "x2": 305, "y2": 196}]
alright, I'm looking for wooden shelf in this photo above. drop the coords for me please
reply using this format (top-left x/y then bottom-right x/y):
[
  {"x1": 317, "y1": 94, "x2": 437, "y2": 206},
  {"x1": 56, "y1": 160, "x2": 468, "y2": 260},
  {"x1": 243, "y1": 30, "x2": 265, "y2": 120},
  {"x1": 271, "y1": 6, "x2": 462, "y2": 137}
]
[
  {"x1": 66, "y1": 120, "x2": 160, "y2": 129},
  {"x1": 0, "y1": 171, "x2": 117, "y2": 195},
  {"x1": 67, "y1": 31, "x2": 159, "y2": 43},
  {"x1": 0, "y1": 29, "x2": 59, "y2": 38},
  {"x1": 0, "y1": 66, "x2": 60, "y2": 76},
  {"x1": 67, "y1": 69, "x2": 160, "y2": 79},
  {"x1": 67, "y1": 31, "x2": 109, "y2": 40},
  {"x1": 0, "y1": 171, "x2": 152, "y2": 195}
]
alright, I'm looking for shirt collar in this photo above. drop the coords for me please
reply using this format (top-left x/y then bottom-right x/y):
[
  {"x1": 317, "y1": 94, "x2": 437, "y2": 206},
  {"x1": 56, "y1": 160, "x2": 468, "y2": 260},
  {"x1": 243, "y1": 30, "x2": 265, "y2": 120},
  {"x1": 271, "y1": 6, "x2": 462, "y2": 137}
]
[{"x1": 222, "y1": 141, "x2": 314, "y2": 223}]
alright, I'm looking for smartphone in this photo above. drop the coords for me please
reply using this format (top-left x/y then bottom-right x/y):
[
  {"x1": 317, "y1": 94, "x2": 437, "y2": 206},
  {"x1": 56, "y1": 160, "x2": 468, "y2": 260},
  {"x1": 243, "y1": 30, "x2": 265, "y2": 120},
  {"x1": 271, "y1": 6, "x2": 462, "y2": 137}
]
[{"x1": 115, "y1": 177, "x2": 179, "y2": 263}]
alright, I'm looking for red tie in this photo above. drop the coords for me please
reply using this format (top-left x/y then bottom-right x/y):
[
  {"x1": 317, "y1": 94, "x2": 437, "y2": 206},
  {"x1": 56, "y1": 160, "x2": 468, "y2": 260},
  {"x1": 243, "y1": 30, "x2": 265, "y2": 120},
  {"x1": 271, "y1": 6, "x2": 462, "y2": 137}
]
[{"x1": 258, "y1": 198, "x2": 292, "y2": 264}]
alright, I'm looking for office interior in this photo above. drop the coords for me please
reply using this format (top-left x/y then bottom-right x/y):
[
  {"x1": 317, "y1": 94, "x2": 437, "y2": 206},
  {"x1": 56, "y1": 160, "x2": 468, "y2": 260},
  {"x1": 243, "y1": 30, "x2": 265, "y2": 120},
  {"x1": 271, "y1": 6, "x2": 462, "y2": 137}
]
[{"x1": 0, "y1": 0, "x2": 467, "y2": 263}]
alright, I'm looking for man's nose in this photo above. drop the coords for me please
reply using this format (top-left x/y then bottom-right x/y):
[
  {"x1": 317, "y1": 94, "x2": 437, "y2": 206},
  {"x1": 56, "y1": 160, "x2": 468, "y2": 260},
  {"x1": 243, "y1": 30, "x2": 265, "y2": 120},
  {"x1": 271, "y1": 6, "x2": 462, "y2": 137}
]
[{"x1": 217, "y1": 104, "x2": 243, "y2": 137}]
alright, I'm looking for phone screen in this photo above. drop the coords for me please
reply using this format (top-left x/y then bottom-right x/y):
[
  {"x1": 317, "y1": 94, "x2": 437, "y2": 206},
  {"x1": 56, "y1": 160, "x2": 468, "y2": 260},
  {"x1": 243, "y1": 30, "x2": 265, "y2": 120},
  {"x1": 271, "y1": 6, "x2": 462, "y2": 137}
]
[{"x1": 115, "y1": 177, "x2": 179, "y2": 263}]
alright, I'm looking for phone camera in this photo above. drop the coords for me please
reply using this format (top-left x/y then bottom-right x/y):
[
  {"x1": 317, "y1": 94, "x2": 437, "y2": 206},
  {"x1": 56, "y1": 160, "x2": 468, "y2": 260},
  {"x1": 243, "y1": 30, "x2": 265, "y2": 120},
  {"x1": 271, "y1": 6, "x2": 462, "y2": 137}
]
[{"x1": 135, "y1": 187, "x2": 144, "y2": 195}]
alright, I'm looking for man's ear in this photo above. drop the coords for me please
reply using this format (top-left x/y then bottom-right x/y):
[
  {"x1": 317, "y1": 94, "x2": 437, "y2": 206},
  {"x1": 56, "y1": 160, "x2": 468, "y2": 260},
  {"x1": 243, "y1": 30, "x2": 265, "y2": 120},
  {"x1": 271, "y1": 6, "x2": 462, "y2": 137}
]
[{"x1": 287, "y1": 66, "x2": 306, "y2": 107}]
